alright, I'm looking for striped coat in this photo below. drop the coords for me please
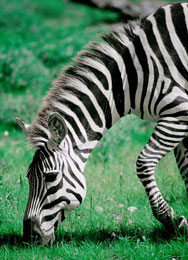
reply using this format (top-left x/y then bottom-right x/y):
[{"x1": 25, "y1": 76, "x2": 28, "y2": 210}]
[{"x1": 16, "y1": 3, "x2": 188, "y2": 245}]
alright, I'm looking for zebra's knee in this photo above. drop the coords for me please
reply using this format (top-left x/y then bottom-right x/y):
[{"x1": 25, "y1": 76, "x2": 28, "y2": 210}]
[
  {"x1": 136, "y1": 154, "x2": 155, "y2": 182},
  {"x1": 136, "y1": 154, "x2": 145, "y2": 174},
  {"x1": 151, "y1": 203, "x2": 175, "y2": 225}
]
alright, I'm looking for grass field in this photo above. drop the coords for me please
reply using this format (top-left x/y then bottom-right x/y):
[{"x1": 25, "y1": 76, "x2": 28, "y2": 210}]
[{"x1": 1, "y1": 0, "x2": 188, "y2": 259}]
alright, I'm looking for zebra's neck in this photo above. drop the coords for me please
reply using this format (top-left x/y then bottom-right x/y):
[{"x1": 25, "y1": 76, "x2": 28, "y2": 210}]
[{"x1": 28, "y1": 23, "x2": 140, "y2": 153}]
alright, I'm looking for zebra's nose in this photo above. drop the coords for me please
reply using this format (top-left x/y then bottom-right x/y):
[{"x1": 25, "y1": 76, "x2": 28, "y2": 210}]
[{"x1": 23, "y1": 219, "x2": 40, "y2": 243}]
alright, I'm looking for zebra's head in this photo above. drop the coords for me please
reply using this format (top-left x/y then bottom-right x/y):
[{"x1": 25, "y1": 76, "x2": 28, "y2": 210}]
[{"x1": 16, "y1": 113, "x2": 86, "y2": 246}]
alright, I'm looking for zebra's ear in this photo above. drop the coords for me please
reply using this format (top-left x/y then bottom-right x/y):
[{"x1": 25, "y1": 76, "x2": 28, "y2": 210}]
[
  {"x1": 47, "y1": 112, "x2": 67, "y2": 147},
  {"x1": 15, "y1": 117, "x2": 32, "y2": 136}
]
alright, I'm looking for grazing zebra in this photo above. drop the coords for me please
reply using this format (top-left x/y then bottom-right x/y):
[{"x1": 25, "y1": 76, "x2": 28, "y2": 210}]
[{"x1": 17, "y1": 2, "x2": 188, "y2": 245}]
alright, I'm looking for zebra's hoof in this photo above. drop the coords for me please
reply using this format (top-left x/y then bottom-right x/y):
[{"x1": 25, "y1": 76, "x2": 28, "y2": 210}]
[{"x1": 172, "y1": 216, "x2": 188, "y2": 239}]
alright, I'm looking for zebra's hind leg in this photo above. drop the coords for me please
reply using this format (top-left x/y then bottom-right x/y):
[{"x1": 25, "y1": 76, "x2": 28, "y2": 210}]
[
  {"x1": 174, "y1": 137, "x2": 188, "y2": 196},
  {"x1": 136, "y1": 119, "x2": 188, "y2": 236}
]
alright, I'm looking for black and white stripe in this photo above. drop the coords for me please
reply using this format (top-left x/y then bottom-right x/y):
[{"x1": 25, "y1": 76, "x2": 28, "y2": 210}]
[{"x1": 19, "y1": 3, "x2": 188, "y2": 245}]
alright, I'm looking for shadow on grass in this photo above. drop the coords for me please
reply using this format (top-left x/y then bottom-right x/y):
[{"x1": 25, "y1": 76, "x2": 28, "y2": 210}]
[
  {"x1": 55, "y1": 224, "x2": 177, "y2": 246},
  {"x1": 0, "y1": 233, "x2": 23, "y2": 247},
  {"x1": 0, "y1": 225, "x2": 180, "y2": 248}
]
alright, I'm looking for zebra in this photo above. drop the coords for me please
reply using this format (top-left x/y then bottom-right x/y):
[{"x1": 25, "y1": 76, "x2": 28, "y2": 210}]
[{"x1": 16, "y1": 2, "x2": 188, "y2": 245}]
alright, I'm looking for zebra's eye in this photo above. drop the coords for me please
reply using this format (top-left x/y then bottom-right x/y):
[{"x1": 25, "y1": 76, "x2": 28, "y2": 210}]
[{"x1": 44, "y1": 171, "x2": 59, "y2": 182}]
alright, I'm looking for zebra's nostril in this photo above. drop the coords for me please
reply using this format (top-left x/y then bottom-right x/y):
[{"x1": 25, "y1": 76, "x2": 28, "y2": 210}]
[{"x1": 23, "y1": 219, "x2": 40, "y2": 244}]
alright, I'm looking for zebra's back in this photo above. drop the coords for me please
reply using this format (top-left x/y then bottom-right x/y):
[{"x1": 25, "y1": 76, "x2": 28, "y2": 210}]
[{"x1": 112, "y1": 2, "x2": 188, "y2": 120}]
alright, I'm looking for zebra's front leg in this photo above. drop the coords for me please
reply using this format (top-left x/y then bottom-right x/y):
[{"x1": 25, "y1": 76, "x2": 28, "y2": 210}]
[
  {"x1": 136, "y1": 119, "x2": 188, "y2": 236},
  {"x1": 174, "y1": 137, "x2": 188, "y2": 197}
]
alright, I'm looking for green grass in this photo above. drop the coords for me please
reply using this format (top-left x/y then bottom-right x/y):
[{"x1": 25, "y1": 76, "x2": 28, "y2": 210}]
[{"x1": 0, "y1": 0, "x2": 188, "y2": 259}]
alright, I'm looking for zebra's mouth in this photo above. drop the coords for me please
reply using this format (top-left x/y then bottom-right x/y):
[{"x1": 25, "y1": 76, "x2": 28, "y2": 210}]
[
  {"x1": 23, "y1": 218, "x2": 55, "y2": 246},
  {"x1": 41, "y1": 232, "x2": 55, "y2": 246},
  {"x1": 23, "y1": 218, "x2": 41, "y2": 244},
  {"x1": 33, "y1": 222, "x2": 55, "y2": 246}
]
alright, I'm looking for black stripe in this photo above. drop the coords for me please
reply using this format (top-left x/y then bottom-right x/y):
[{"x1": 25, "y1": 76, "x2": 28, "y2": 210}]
[
  {"x1": 28, "y1": 149, "x2": 41, "y2": 176},
  {"x1": 154, "y1": 81, "x2": 172, "y2": 116},
  {"x1": 158, "y1": 119, "x2": 188, "y2": 125},
  {"x1": 145, "y1": 185, "x2": 158, "y2": 195},
  {"x1": 124, "y1": 48, "x2": 138, "y2": 110},
  {"x1": 67, "y1": 131, "x2": 88, "y2": 163},
  {"x1": 183, "y1": 137, "x2": 188, "y2": 148},
  {"x1": 160, "y1": 97, "x2": 188, "y2": 116},
  {"x1": 142, "y1": 179, "x2": 155, "y2": 186},
  {"x1": 144, "y1": 144, "x2": 168, "y2": 154},
  {"x1": 84, "y1": 49, "x2": 125, "y2": 117},
  {"x1": 149, "y1": 192, "x2": 161, "y2": 203},
  {"x1": 67, "y1": 162, "x2": 85, "y2": 189},
  {"x1": 143, "y1": 19, "x2": 177, "y2": 81},
  {"x1": 155, "y1": 127, "x2": 185, "y2": 139},
  {"x1": 63, "y1": 174, "x2": 76, "y2": 188},
  {"x1": 154, "y1": 7, "x2": 188, "y2": 82},
  {"x1": 55, "y1": 100, "x2": 102, "y2": 142},
  {"x1": 79, "y1": 63, "x2": 109, "y2": 90},
  {"x1": 54, "y1": 220, "x2": 59, "y2": 230},
  {"x1": 158, "y1": 124, "x2": 188, "y2": 133},
  {"x1": 154, "y1": 81, "x2": 165, "y2": 116},
  {"x1": 40, "y1": 153, "x2": 48, "y2": 171},
  {"x1": 65, "y1": 67, "x2": 112, "y2": 128},
  {"x1": 41, "y1": 147, "x2": 54, "y2": 168},
  {"x1": 43, "y1": 196, "x2": 70, "y2": 210},
  {"x1": 58, "y1": 108, "x2": 86, "y2": 143},
  {"x1": 27, "y1": 166, "x2": 45, "y2": 217},
  {"x1": 66, "y1": 137, "x2": 85, "y2": 170},
  {"x1": 171, "y1": 4, "x2": 188, "y2": 55},
  {"x1": 137, "y1": 173, "x2": 154, "y2": 179},
  {"x1": 148, "y1": 57, "x2": 159, "y2": 115},
  {"x1": 39, "y1": 179, "x2": 63, "y2": 209},
  {"x1": 178, "y1": 158, "x2": 185, "y2": 170},
  {"x1": 154, "y1": 136, "x2": 181, "y2": 145},
  {"x1": 79, "y1": 75, "x2": 112, "y2": 129},
  {"x1": 160, "y1": 110, "x2": 188, "y2": 118},
  {"x1": 174, "y1": 147, "x2": 181, "y2": 163},
  {"x1": 62, "y1": 83, "x2": 103, "y2": 128},
  {"x1": 41, "y1": 210, "x2": 60, "y2": 224},
  {"x1": 34, "y1": 172, "x2": 45, "y2": 207},
  {"x1": 47, "y1": 179, "x2": 63, "y2": 196},
  {"x1": 133, "y1": 37, "x2": 149, "y2": 119},
  {"x1": 102, "y1": 33, "x2": 138, "y2": 110},
  {"x1": 66, "y1": 188, "x2": 82, "y2": 204}
]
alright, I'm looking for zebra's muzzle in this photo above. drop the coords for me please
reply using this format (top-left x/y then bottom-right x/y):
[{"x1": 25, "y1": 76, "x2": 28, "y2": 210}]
[
  {"x1": 23, "y1": 218, "x2": 55, "y2": 246},
  {"x1": 23, "y1": 219, "x2": 41, "y2": 244}
]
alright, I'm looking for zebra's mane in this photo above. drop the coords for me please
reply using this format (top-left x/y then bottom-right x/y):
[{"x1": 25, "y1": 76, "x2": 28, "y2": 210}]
[{"x1": 28, "y1": 19, "x2": 141, "y2": 148}]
